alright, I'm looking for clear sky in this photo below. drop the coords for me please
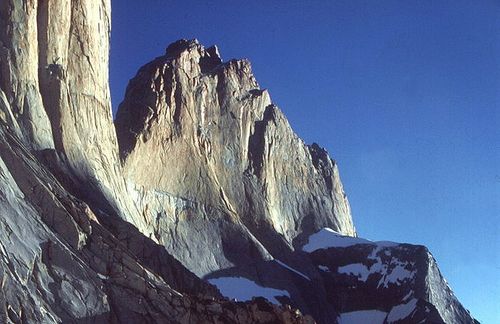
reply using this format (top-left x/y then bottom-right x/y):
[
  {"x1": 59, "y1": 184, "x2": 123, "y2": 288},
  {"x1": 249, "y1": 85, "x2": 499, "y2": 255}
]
[{"x1": 110, "y1": 1, "x2": 499, "y2": 322}]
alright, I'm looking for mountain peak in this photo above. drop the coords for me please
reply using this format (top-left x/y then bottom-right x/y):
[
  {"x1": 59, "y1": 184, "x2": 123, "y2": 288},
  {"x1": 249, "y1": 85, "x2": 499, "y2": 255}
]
[
  {"x1": 165, "y1": 38, "x2": 201, "y2": 56},
  {"x1": 164, "y1": 39, "x2": 222, "y2": 66},
  {"x1": 115, "y1": 37, "x2": 357, "y2": 279}
]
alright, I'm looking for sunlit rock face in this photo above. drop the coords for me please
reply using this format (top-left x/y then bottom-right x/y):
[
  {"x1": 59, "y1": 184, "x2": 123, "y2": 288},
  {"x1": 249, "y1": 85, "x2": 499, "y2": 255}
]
[
  {"x1": 115, "y1": 39, "x2": 356, "y2": 275},
  {"x1": 0, "y1": 0, "x2": 54, "y2": 149},
  {"x1": 0, "y1": 0, "x2": 140, "y2": 229}
]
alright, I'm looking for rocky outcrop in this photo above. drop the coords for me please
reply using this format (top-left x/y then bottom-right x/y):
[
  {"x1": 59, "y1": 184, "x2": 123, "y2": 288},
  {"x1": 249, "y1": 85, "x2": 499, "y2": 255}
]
[
  {"x1": 304, "y1": 231, "x2": 477, "y2": 323},
  {"x1": 203, "y1": 229, "x2": 478, "y2": 324},
  {"x1": 115, "y1": 39, "x2": 355, "y2": 275}
]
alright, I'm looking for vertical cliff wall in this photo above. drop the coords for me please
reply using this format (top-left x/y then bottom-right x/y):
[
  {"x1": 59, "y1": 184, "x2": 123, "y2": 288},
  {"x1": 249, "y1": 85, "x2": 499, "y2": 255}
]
[
  {"x1": 0, "y1": 0, "x2": 142, "y2": 227},
  {"x1": 115, "y1": 39, "x2": 356, "y2": 275},
  {"x1": 0, "y1": 0, "x2": 54, "y2": 149}
]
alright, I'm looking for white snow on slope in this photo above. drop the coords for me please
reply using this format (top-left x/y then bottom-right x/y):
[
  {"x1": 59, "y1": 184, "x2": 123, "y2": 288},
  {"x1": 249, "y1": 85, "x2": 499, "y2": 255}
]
[
  {"x1": 386, "y1": 298, "x2": 418, "y2": 322},
  {"x1": 401, "y1": 290, "x2": 414, "y2": 302},
  {"x1": 302, "y1": 228, "x2": 397, "y2": 252},
  {"x1": 338, "y1": 263, "x2": 371, "y2": 281},
  {"x1": 378, "y1": 262, "x2": 415, "y2": 288},
  {"x1": 318, "y1": 265, "x2": 330, "y2": 272},
  {"x1": 275, "y1": 260, "x2": 311, "y2": 281},
  {"x1": 337, "y1": 310, "x2": 387, "y2": 324},
  {"x1": 208, "y1": 277, "x2": 289, "y2": 304},
  {"x1": 338, "y1": 259, "x2": 415, "y2": 285}
]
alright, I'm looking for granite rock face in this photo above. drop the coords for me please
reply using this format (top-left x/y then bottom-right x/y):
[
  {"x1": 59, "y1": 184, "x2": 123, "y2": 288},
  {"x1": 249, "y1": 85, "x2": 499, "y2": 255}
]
[
  {"x1": 0, "y1": 1, "x2": 478, "y2": 323},
  {"x1": 0, "y1": 0, "x2": 141, "y2": 230},
  {"x1": 0, "y1": 0, "x2": 54, "y2": 150},
  {"x1": 115, "y1": 39, "x2": 355, "y2": 275}
]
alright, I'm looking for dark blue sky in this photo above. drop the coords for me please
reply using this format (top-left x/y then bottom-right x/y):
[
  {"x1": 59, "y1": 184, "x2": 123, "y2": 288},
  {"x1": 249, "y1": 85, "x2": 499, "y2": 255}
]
[{"x1": 110, "y1": 1, "x2": 499, "y2": 322}]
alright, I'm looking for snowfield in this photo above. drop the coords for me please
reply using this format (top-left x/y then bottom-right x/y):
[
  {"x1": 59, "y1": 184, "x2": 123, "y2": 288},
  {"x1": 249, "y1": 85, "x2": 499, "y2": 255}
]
[
  {"x1": 302, "y1": 228, "x2": 398, "y2": 252},
  {"x1": 208, "y1": 277, "x2": 289, "y2": 304},
  {"x1": 338, "y1": 263, "x2": 371, "y2": 281},
  {"x1": 337, "y1": 310, "x2": 388, "y2": 324},
  {"x1": 386, "y1": 298, "x2": 418, "y2": 322}
]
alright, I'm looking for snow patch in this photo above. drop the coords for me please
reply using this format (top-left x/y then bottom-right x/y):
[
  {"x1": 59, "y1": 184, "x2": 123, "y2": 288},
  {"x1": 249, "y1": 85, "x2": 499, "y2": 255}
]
[
  {"x1": 386, "y1": 298, "x2": 418, "y2": 322},
  {"x1": 302, "y1": 228, "x2": 398, "y2": 252},
  {"x1": 318, "y1": 265, "x2": 330, "y2": 272},
  {"x1": 337, "y1": 257, "x2": 414, "y2": 286},
  {"x1": 338, "y1": 310, "x2": 387, "y2": 324},
  {"x1": 377, "y1": 261, "x2": 415, "y2": 288},
  {"x1": 402, "y1": 290, "x2": 414, "y2": 302},
  {"x1": 208, "y1": 277, "x2": 289, "y2": 304},
  {"x1": 338, "y1": 263, "x2": 371, "y2": 282}
]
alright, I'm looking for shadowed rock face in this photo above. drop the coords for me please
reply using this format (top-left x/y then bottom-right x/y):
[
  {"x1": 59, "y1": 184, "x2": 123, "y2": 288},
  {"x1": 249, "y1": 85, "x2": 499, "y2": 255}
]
[
  {"x1": 0, "y1": 1, "x2": 478, "y2": 324},
  {"x1": 115, "y1": 39, "x2": 356, "y2": 275},
  {"x1": 307, "y1": 242, "x2": 477, "y2": 323},
  {"x1": 203, "y1": 231, "x2": 478, "y2": 324}
]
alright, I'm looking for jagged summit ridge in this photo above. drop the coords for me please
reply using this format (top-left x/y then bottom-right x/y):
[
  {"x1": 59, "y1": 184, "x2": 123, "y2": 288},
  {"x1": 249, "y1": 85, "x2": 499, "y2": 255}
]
[{"x1": 165, "y1": 38, "x2": 222, "y2": 64}]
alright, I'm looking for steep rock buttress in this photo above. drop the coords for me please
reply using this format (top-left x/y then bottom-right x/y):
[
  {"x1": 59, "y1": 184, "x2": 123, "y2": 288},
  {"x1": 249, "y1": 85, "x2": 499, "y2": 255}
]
[{"x1": 115, "y1": 39, "x2": 356, "y2": 275}]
